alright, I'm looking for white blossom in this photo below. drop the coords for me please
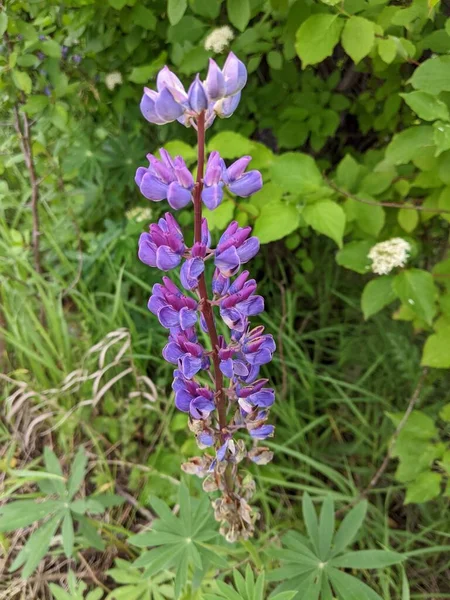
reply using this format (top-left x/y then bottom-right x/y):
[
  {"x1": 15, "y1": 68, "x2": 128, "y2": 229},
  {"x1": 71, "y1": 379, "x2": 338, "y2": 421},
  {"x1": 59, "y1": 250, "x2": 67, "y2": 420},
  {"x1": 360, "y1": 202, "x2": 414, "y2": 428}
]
[
  {"x1": 204, "y1": 26, "x2": 234, "y2": 54},
  {"x1": 105, "y1": 71, "x2": 123, "y2": 91},
  {"x1": 368, "y1": 238, "x2": 411, "y2": 275}
]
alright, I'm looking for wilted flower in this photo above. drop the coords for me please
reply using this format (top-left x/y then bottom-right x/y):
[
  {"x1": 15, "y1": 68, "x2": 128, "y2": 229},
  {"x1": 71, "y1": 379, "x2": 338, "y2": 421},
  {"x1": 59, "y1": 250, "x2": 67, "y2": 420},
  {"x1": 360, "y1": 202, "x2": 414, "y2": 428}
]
[
  {"x1": 204, "y1": 26, "x2": 234, "y2": 54},
  {"x1": 368, "y1": 237, "x2": 411, "y2": 275}
]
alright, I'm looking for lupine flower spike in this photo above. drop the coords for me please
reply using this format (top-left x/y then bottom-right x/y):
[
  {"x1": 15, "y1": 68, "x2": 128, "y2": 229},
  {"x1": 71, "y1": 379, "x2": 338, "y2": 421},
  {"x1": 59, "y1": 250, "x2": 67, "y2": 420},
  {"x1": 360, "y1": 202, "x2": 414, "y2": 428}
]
[{"x1": 135, "y1": 53, "x2": 275, "y2": 542}]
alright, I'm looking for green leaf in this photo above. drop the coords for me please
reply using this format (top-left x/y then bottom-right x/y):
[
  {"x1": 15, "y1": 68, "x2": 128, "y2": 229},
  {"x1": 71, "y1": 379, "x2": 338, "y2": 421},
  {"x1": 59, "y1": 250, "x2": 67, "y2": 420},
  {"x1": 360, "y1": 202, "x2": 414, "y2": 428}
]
[
  {"x1": 67, "y1": 447, "x2": 87, "y2": 499},
  {"x1": 332, "y1": 500, "x2": 367, "y2": 556},
  {"x1": 227, "y1": 0, "x2": 250, "y2": 32},
  {"x1": 0, "y1": 11, "x2": 8, "y2": 37},
  {"x1": 361, "y1": 276, "x2": 397, "y2": 320},
  {"x1": 270, "y1": 152, "x2": 323, "y2": 195},
  {"x1": 318, "y1": 496, "x2": 334, "y2": 560},
  {"x1": 204, "y1": 201, "x2": 235, "y2": 231},
  {"x1": 393, "y1": 269, "x2": 437, "y2": 325},
  {"x1": 405, "y1": 471, "x2": 442, "y2": 504},
  {"x1": 168, "y1": 0, "x2": 187, "y2": 25},
  {"x1": 253, "y1": 201, "x2": 300, "y2": 243},
  {"x1": 0, "y1": 499, "x2": 62, "y2": 532},
  {"x1": 400, "y1": 92, "x2": 450, "y2": 122},
  {"x1": 271, "y1": 593, "x2": 297, "y2": 600},
  {"x1": 12, "y1": 69, "x2": 32, "y2": 94},
  {"x1": 335, "y1": 154, "x2": 362, "y2": 193},
  {"x1": 22, "y1": 95, "x2": 49, "y2": 115},
  {"x1": 434, "y1": 121, "x2": 450, "y2": 156},
  {"x1": 351, "y1": 200, "x2": 385, "y2": 236},
  {"x1": 62, "y1": 512, "x2": 74, "y2": 558},
  {"x1": 108, "y1": 0, "x2": 127, "y2": 8},
  {"x1": 336, "y1": 241, "x2": 373, "y2": 274},
  {"x1": 207, "y1": 131, "x2": 253, "y2": 158},
  {"x1": 341, "y1": 17, "x2": 375, "y2": 65},
  {"x1": 163, "y1": 140, "x2": 196, "y2": 164},
  {"x1": 303, "y1": 200, "x2": 346, "y2": 248},
  {"x1": 422, "y1": 326, "x2": 450, "y2": 368},
  {"x1": 387, "y1": 409, "x2": 437, "y2": 440},
  {"x1": 77, "y1": 516, "x2": 105, "y2": 551},
  {"x1": 295, "y1": 14, "x2": 344, "y2": 68},
  {"x1": 385, "y1": 126, "x2": 434, "y2": 165},
  {"x1": 48, "y1": 583, "x2": 73, "y2": 600},
  {"x1": 328, "y1": 567, "x2": 384, "y2": 600},
  {"x1": 410, "y1": 56, "x2": 450, "y2": 95},
  {"x1": 41, "y1": 40, "x2": 61, "y2": 58},
  {"x1": 302, "y1": 492, "x2": 320, "y2": 556},
  {"x1": 398, "y1": 207, "x2": 419, "y2": 233},
  {"x1": 378, "y1": 37, "x2": 397, "y2": 64},
  {"x1": 10, "y1": 513, "x2": 62, "y2": 578},
  {"x1": 331, "y1": 550, "x2": 404, "y2": 569}
]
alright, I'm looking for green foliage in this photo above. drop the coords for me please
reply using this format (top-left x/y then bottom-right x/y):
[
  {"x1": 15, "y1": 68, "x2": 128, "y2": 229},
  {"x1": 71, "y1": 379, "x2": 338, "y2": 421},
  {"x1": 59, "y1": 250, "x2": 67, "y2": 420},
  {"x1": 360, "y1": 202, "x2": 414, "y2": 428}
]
[
  {"x1": 0, "y1": 448, "x2": 123, "y2": 578},
  {"x1": 268, "y1": 494, "x2": 404, "y2": 599},
  {"x1": 50, "y1": 571, "x2": 104, "y2": 600},
  {"x1": 203, "y1": 565, "x2": 295, "y2": 600}
]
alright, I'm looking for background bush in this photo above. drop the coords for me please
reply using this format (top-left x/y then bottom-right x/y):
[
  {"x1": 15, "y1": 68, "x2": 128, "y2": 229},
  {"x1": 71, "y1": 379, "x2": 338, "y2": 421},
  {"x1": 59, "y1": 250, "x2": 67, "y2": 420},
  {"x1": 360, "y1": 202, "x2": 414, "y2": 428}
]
[{"x1": 1, "y1": 0, "x2": 450, "y2": 598}]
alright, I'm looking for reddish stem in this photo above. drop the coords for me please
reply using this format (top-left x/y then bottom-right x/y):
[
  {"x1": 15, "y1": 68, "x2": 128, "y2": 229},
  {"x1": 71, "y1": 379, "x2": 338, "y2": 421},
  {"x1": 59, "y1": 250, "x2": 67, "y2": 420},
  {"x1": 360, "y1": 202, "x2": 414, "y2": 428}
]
[{"x1": 193, "y1": 112, "x2": 228, "y2": 437}]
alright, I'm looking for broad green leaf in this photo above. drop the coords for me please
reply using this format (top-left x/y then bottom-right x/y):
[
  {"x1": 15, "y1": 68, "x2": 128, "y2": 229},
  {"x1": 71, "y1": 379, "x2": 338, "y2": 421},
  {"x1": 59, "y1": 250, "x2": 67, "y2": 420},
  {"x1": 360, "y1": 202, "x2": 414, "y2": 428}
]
[
  {"x1": 67, "y1": 447, "x2": 87, "y2": 499},
  {"x1": 393, "y1": 269, "x2": 437, "y2": 325},
  {"x1": 22, "y1": 95, "x2": 49, "y2": 115},
  {"x1": 434, "y1": 120, "x2": 450, "y2": 156},
  {"x1": 405, "y1": 471, "x2": 442, "y2": 504},
  {"x1": 163, "y1": 140, "x2": 196, "y2": 164},
  {"x1": 318, "y1": 496, "x2": 334, "y2": 560},
  {"x1": 332, "y1": 500, "x2": 367, "y2": 556},
  {"x1": 400, "y1": 92, "x2": 450, "y2": 122},
  {"x1": 270, "y1": 152, "x2": 323, "y2": 195},
  {"x1": 0, "y1": 12, "x2": 8, "y2": 37},
  {"x1": 303, "y1": 200, "x2": 346, "y2": 248},
  {"x1": 10, "y1": 513, "x2": 62, "y2": 578},
  {"x1": 336, "y1": 241, "x2": 373, "y2": 274},
  {"x1": 207, "y1": 131, "x2": 253, "y2": 158},
  {"x1": 378, "y1": 37, "x2": 397, "y2": 64},
  {"x1": 361, "y1": 276, "x2": 397, "y2": 320},
  {"x1": 335, "y1": 154, "x2": 362, "y2": 193},
  {"x1": 0, "y1": 499, "x2": 62, "y2": 532},
  {"x1": 62, "y1": 512, "x2": 74, "y2": 558},
  {"x1": 227, "y1": 0, "x2": 250, "y2": 32},
  {"x1": 253, "y1": 201, "x2": 300, "y2": 243},
  {"x1": 385, "y1": 126, "x2": 434, "y2": 165},
  {"x1": 341, "y1": 17, "x2": 375, "y2": 65},
  {"x1": 12, "y1": 69, "x2": 32, "y2": 94},
  {"x1": 421, "y1": 327, "x2": 450, "y2": 368},
  {"x1": 41, "y1": 40, "x2": 61, "y2": 58},
  {"x1": 351, "y1": 200, "x2": 385, "y2": 237},
  {"x1": 295, "y1": 14, "x2": 344, "y2": 68},
  {"x1": 271, "y1": 593, "x2": 297, "y2": 600},
  {"x1": 168, "y1": 0, "x2": 187, "y2": 25},
  {"x1": 394, "y1": 439, "x2": 441, "y2": 483},
  {"x1": 328, "y1": 567, "x2": 384, "y2": 600},
  {"x1": 387, "y1": 410, "x2": 437, "y2": 440},
  {"x1": 331, "y1": 549, "x2": 404, "y2": 569},
  {"x1": 302, "y1": 492, "x2": 320, "y2": 556},
  {"x1": 398, "y1": 207, "x2": 419, "y2": 232},
  {"x1": 410, "y1": 56, "x2": 450, "y2": 95}
]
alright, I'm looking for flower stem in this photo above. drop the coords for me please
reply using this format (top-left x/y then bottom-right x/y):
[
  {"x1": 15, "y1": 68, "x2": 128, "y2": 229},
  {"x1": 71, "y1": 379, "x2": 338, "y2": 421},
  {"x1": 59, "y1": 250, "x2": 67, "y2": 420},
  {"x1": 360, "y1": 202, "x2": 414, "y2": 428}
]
[{"x1": 193, "y1": 112, "x2": 228, "y2": 445}]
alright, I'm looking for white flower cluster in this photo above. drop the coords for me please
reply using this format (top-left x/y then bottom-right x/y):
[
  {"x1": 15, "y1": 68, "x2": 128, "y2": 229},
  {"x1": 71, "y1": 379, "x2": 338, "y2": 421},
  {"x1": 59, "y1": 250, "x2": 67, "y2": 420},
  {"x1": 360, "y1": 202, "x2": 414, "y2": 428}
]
[
  {"x1": 204, "y1": 26, "x2": 234, "y2": 54},
  {"x1": 368, "y1": 237, "x2": 411, "y2": 275},
  {"x1": 126, "y1": 206, "x2": 153, "y2": 223},
  {"x1": 105, "y1": 71, "x2": 123, "y2": 91}
]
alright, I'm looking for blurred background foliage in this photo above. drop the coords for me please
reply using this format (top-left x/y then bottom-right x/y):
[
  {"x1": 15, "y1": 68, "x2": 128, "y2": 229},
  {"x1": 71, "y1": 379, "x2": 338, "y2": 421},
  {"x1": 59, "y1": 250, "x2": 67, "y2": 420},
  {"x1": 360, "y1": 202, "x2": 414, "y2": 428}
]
[{"x1": 1, "y1": 0, "x2": 450, "y2": 598}]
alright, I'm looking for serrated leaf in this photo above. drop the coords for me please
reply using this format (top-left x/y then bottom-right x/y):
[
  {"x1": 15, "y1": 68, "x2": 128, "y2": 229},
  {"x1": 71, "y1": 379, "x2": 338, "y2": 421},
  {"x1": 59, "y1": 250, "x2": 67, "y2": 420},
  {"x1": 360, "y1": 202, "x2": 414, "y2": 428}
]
[
  {"x1": 296, "y1": 14, "x2": 344, "y2": 68},
  {"x1": 341, "y1": 16, "x2": 375, "y2": 64},
  {"x1": 271, "y1": 152, "x2": 323, "y2": 195},
  {"x1": 336, "y1": 241, "x2": 373, "y2": 274},
  {"x1": 361, "y1": 276, "x2": 397, "y2": 319},
  {"x1": 168, "y1": 0, "x2": 187, "y2": 25},
  {"x1": 385, "y1": 126, "x2": 434, "y2": 165},
  {"x1": 400, "y1": 91, "x2": 450, "y2": 122},
  {"x1": 207, "y1": 131, "x2": 253, "y2": 158},
  {"x1": 303, "y1": 200, "x2": 346, "y2": 248},
  {"x1": 378, "y1": 37, "x2": 397, "y2": 64},
  {"x1": 393, "y1": 269, "x2": 437, "y2": 325},
  {"x1": 227, "y1": 0, "x2": 250, "y2": 32},
  {"x1": 405, "y1": 471, "x2": 442, "y2": 503},
  {"x1": 253, "y1": 201, "x2": 300, "y2": 244},
  {"x1": 422, "y1": 326, "x2": 450, "y2": 368},
  {"x1": 410, "y1": 56, "x2": 450, "y2": 95}
]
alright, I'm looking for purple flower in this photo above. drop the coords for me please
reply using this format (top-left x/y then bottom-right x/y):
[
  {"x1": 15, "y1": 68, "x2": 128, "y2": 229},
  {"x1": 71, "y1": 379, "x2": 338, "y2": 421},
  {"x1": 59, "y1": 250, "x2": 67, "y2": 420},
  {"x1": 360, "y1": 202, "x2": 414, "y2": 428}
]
[
  {"x1": 238, "y1": 381, "x2": 275, "y2": 412},
  {"x1": 163, "y1": 331, "x2": 209, "y2": 378},
  {"x1": 218, "y1": 336, "x2": 249, "y2": 379},
  {"x1": 148, "y1": 277, "x2": 198, "y2": 331},
  {"x1": 212, "y1": 268, "x2": 230, "y2": 297},
  {"x1": 249, "y1": 424, "x2": 274, "y2": 440},
  {"x1": 61, "y1": 46, "x2": 69, "y2": 59},
  {"x1": 135, "y1": 149, "x2": 194, "y2": 210},
  {"x1": 222, "y1": 52, "x2": 247, "y2": 97},
  {"x1": 240, "y1": 326, "x2": 276, "y2": 366},
  {"x1": 219, "y1": 272, "x2": 264, "y2": 331},
  {"x1": 72, "y1": 54, "x2": 82, "y2": 64},
  {"x1": 172, "y1": 371, "x2": 215, "y2": 418},
  {"x1": 215, "y1": 223, "x2": 260, "y2": 277},
  {"x1": 223, "y1": 156, "x2": 263, "y2": 197},
  {"x1": 202, "y1": 151, "x2": 225, "y2": 210},
  {"x1": 138, "y1": 213, "x2": 185, "y2": 271},
  {"x1": 180, "y1": 218, "x2": 210, "y2": 290}
]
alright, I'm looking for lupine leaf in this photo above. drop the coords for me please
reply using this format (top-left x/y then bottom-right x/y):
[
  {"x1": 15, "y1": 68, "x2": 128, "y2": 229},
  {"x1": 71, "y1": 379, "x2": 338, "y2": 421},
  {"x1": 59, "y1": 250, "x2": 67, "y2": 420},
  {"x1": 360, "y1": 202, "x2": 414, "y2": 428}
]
[
  {"x1": 302, "y1": 492, "x2": 320, "y2": 556},
  {"x1": 62, "y1": 512, "x2": 75, "y2": 558},
  {"x1": 328, "y1": 567, "x2": 383, "y2": 599},
  {"x1": 0, "y1": 499, "x2": 63, "y2": 532},
  {"x1": 330, "y1": 549, "x2": 404, "y2": 569},
  {"x1": 67, "y1": 447, "x2": 87, "y2": 499},
  {"x1": 318, "y1": 496, "x2": 334, "y2": 560},
  {"x1": 43, "y1": 446, "x2": 66, "y2": 496},
  {"x1": 332, "y1": 500, "x2": 367, "y2": 556}
]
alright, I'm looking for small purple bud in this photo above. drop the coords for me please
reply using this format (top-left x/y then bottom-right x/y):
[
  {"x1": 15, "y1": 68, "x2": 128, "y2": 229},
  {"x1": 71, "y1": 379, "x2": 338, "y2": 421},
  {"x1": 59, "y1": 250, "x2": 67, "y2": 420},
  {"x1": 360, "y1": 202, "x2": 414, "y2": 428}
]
[
  {"x1": 204, "y1": 59, "x2": 226, "y2": 101},
  {"x1": 188, "y1": 74, "x2": 208, "y2": 113},
  {"x1": 214, "y1": 92, "x2": 241, "y2": 119}
]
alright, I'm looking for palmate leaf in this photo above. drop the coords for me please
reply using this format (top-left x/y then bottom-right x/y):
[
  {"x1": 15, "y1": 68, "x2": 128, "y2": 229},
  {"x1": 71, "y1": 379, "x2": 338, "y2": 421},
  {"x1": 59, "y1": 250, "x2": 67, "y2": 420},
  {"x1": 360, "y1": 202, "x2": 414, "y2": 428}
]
[
  {"x1": 0, "y1": 499, "x2": 63, "y2": 531},
  {"x1": 106, "y1": 559, "x2": 174, "y2": 600},
  {"x1": 204, "y1": 565, "x2": 296, "y2": 600},
  {"x1": 129, "y1": 484, "x2": 220, "y2": 598},
  {"x1": 331, "y1": 500, "x2": 367, "y2": 556},
  {"x1": 67, "y1": 447, "x2": 88, "y2": 499},
  {"x1": 327, "y1": 568, "x2": 383, "y2": 600}
]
